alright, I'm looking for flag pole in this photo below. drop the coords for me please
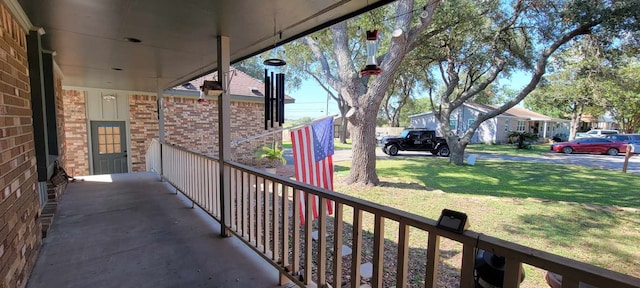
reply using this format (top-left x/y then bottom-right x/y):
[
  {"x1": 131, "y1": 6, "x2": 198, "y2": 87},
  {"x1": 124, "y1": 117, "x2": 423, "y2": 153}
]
[{"x1": 231, "y1": 114, "x2": 338, "y2": 146}]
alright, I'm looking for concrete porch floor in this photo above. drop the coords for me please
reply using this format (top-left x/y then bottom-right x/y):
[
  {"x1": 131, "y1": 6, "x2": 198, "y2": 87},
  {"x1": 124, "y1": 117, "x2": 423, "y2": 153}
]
[{"x1": 27, "y1": 172, "x2": 286, "y2": 288}]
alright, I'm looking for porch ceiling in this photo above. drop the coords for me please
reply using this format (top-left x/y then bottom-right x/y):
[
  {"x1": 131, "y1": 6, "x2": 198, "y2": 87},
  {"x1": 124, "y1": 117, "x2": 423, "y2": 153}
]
[{"x1": 17, "y1": 0, "x2": 392, "y2": 93}]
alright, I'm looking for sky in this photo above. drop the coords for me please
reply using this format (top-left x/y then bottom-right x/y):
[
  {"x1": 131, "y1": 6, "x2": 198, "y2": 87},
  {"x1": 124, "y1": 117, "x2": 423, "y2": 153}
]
[
  {"x1": 284, "y1": 70, "x2": 532, "y2": 121},
  {"x1": 286, "y1": 80, "x2": 341, "y2": 120}
]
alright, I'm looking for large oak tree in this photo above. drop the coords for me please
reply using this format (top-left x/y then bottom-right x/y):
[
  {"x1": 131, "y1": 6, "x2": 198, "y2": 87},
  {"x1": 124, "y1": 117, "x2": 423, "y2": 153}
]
[{"x1": 301, "y1": 0, "x2": 638, "y2": 183}]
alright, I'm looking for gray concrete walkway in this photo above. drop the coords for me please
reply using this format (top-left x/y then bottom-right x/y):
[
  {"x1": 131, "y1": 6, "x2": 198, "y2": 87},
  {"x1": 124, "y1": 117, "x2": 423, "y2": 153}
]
[{"x1": 27, "y1": 172, "x2": 282, "y2": 288}]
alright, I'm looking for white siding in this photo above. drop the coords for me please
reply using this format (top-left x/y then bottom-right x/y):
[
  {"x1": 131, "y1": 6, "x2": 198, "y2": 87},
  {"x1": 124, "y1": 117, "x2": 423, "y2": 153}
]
[
  {"x1": 496, "y1": 118, "x2": 516, "y2": 143},
  {"x1": 477, "y1": 118, "x2": 498, "y2": 144},
  {"x1": 410, "y1": 114, "x2": 439, "y2": 131}
]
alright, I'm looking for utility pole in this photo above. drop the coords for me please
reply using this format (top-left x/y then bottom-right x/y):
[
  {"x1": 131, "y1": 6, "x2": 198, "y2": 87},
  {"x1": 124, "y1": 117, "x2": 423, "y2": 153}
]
[{"x1": 326, "y1": 92, "x2": 330, "y2": 116}]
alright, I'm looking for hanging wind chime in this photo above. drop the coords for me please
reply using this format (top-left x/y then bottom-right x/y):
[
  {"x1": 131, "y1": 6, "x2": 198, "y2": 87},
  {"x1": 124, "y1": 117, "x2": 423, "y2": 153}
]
[{"x1": 263, "y1": 47, "x2": 286, "y2": 130}]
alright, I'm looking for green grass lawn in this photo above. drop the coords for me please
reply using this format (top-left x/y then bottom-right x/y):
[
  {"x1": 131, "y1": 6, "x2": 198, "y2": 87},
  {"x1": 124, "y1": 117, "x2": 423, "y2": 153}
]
[
  {"x1": 332, "y1": 157, "x2": 640, "y2": 286},
  {"x1": 466, "y1": 143, "x2": 550, "y2": 156}
]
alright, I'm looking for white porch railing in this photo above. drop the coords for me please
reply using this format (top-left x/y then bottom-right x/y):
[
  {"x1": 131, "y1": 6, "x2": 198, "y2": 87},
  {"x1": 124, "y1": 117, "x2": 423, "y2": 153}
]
[{"x1": 146, "y1": 139, "x2": 640, "y2": 288}]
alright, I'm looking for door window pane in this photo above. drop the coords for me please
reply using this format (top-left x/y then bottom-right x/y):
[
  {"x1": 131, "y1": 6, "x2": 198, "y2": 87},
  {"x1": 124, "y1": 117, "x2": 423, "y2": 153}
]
[{"x1": 97, "y1": 125, "x2": 122, "y2": 154}]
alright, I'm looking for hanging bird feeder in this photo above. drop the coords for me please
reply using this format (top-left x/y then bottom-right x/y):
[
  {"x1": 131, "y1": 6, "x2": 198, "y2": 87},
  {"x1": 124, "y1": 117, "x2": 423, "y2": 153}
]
[
  {"x1": 360, "y1": 29, "x2": 382, "y2": 76},
  {"x1": 197, "y1": 91, "x2": 207, "y2": 103}
]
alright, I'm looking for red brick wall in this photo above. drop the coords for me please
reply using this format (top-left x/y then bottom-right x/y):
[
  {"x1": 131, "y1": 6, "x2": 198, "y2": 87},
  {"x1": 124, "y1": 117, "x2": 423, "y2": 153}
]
[
  {"x1": 163, "y1": 96, "x2": 219, "y2": 155},
  {"x1": 54, "y1": 69, "x2": 65, "y2": 168},
  {"x1": 62, "y1": 90, "x2": 89, "y2": 176},
  {"x1": 59, "y1": 91, "x2": 279, "y2": 173},
  {"x1": 162, "y1": 96, "x2": 279, "y2": 166},
  {"x1": 0, "y1": 4, "x2": 41, "y2": 288},
  {"x1": 129, "y1": 94, "x2": 158, "y2": 172},
  {"x1": 230, "y1": 100, "x2": 282, "y2": 165}
]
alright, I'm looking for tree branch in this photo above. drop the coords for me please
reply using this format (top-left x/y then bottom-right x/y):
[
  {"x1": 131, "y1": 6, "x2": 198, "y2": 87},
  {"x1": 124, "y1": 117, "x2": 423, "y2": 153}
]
[
  {"x1": 475, "y1": 21, "x2": 602, "y2": 124},
  {"x1": 406, "y1": 0, "x2": 441, "y2": 52},
  {"x1": 301, "y1": 36, "x2": 340, "y2": 89},
  {"x1": 449, "y1": 2, "x2": 527, "y2": 108},
  {"x1": 305, "y1": 68, "x2": 337, "y2": 99}
]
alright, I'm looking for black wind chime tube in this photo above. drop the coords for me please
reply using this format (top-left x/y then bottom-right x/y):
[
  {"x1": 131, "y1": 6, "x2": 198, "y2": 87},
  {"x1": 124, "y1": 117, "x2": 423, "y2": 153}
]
[
  {"x1": 264, "y1": 69, "x2": 271, "y2": 130},
  {"x1": 272, "y1": 71, "x2": 277, "y2": 128},
  {"x1": 277, "y1": 73, "x2": 285, "y2": 124},
  {"x1": 269, "y1": 72, "x2": 278, "y2": 128}
]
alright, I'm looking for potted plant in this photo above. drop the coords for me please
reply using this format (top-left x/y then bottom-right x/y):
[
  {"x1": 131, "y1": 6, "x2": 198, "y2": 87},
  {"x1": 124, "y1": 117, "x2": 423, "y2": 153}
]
[{"x1": 255, "y1": 142, "x2": 287, "y2": 173}]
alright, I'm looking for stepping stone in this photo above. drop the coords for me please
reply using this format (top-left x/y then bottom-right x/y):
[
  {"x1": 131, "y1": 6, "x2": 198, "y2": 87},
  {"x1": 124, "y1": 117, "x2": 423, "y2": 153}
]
[
  {"x1": 341, "y1": 245, "x2": 352, "y2": 257},
  {"x1": 360, "y1": 262, "x2": 373, "y2": 280}
]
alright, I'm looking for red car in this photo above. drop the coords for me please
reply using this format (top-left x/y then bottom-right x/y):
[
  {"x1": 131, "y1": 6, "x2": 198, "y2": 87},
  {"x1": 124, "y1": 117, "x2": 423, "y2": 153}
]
[{"x1": 550, "y1": 137, "x2": 627, "y2": 155}]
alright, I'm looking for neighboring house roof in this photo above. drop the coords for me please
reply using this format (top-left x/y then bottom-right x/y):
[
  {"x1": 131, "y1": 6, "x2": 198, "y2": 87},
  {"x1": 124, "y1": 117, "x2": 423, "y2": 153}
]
[
  {"x1": 581, "y1": 114, "x2": 617, "y2": 123},
  {"x1": 487, "y1": 104, "x2": 553, "y2": 121},
  {"x1": 409, "y1": 102, "x2": 568, "y2": 122},
  {"x1": 167, "y1": 68, "x2": 295, "y2": 103}
]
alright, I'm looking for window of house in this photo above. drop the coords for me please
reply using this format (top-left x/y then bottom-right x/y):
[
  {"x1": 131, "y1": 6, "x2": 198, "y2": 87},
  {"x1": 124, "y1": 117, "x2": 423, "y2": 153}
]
[
  {"x1": 449, "y1": 119, "x2": 457, "y2": 130},
  {"x1": 505, "y1": 120, "x2": 510, "y2": 132},
  {"x1": 467, "y1": 119, "x2": 475, "y2": 130},
  {"x1": 517, "y1": 120, "x2": 526, "y2": 132}
]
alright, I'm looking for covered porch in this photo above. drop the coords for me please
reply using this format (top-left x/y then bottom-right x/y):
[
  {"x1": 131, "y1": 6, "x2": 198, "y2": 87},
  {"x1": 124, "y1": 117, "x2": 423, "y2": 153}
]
[{"x1": 27, "y1": 172, "x2": 281, "y2": 288}]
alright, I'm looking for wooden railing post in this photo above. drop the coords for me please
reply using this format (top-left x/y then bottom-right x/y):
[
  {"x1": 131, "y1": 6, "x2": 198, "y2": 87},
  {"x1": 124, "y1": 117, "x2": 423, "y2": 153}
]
[
  {"x1": 504, "y1": 258, "x2": 523, "y2": 287},
  {"x1": 333, "y1": 203, "x2": 344, "y2": 288},
  {"x1": 460, "y1": 244, "x2": 476, "y2": 287},
  {"x1": 292, "y1": 189, "x2": 301, "y2": 279},
  {"x1": 372, "y1": 215, "x2": 385, "y2": 287},
  {"x1": 351, "y1": 208, "x2": 363, "y2": 288},
  {"x1": 425, "y1": 233, "x2": 441, "y2": 288},
  {"x1": 304, "y1": 192, "x2": 313, "y2": 284},
  {"x1": 396, "y1": 222, "x2": 409, "y2": 287},
  {"x1": 318, "y1": 196, "x2": 327, "y2": 286}
]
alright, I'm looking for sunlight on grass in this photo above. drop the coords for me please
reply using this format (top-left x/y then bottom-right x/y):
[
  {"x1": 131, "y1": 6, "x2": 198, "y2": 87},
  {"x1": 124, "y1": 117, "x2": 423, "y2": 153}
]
[
  {"x1": 437, "y1": 172, "x2": 500, "y2": 186},
  {"x1": 367, "y1": 158, "x2": 640, "y2": 208}
]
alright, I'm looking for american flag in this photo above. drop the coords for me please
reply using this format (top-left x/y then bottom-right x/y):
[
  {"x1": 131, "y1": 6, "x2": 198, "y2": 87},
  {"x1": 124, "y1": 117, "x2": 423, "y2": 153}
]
[{"x1": 290, "y1": 117, "x2": 335, "y2": 223}]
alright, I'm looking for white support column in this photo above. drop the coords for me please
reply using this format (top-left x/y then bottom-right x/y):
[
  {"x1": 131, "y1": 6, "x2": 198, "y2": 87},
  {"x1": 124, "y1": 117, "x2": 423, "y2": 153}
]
[
  {"x1": 158, "y1": 89, "x2": 165, "y2": 142},
  {"x1": 217, "y1": 35, "x2": 232, "y2": 237},
  {"x1": 157, "y1": 89, "x2": 165, "y2": 179},
  {"x1": 543, "y1": 121, "x2": 548, "y2": 139}
]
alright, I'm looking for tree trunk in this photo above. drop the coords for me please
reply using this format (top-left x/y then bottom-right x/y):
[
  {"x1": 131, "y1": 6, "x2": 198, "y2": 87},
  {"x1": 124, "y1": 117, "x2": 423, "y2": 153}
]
[
  {"x1": 338, "y1": 98, "x2": 350, "y2": 144},
  {"x1": 449, "y1": 141, "x2": 466, "y2": 165},
  {"x1": 391, "y1": 111, "x2": 400, "y2": 127},
  {"x1": 445, "y1": 130, "x2": 469, "y2": 165},
  {"x1": 569, "y1": 103, "x2": 584, "y2": 140},
  {"x1": 344, "y1": 108, "x2": 379, "y2": 185},
  {"x1": 340, "y1": 115, "x2": 348, "y2": 143}
]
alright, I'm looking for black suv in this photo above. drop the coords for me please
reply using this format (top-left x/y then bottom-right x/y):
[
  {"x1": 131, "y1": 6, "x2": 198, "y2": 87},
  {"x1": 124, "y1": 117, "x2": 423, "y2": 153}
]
[{"x1": 379, "y1": 128, "x2": 450, "y2": 157}]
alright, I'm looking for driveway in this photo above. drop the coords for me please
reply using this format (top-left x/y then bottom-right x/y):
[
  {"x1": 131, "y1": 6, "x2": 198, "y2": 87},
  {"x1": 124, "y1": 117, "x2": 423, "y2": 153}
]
[{"x1": 286, "y1": 148, "x2": 640, "y2": 175}]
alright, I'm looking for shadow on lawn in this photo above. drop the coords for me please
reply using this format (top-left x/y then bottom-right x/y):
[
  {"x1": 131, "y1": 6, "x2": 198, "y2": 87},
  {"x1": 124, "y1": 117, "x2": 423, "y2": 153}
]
[{"x1": 504, "y1": 206, "x2": 640, "y2": 269}]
